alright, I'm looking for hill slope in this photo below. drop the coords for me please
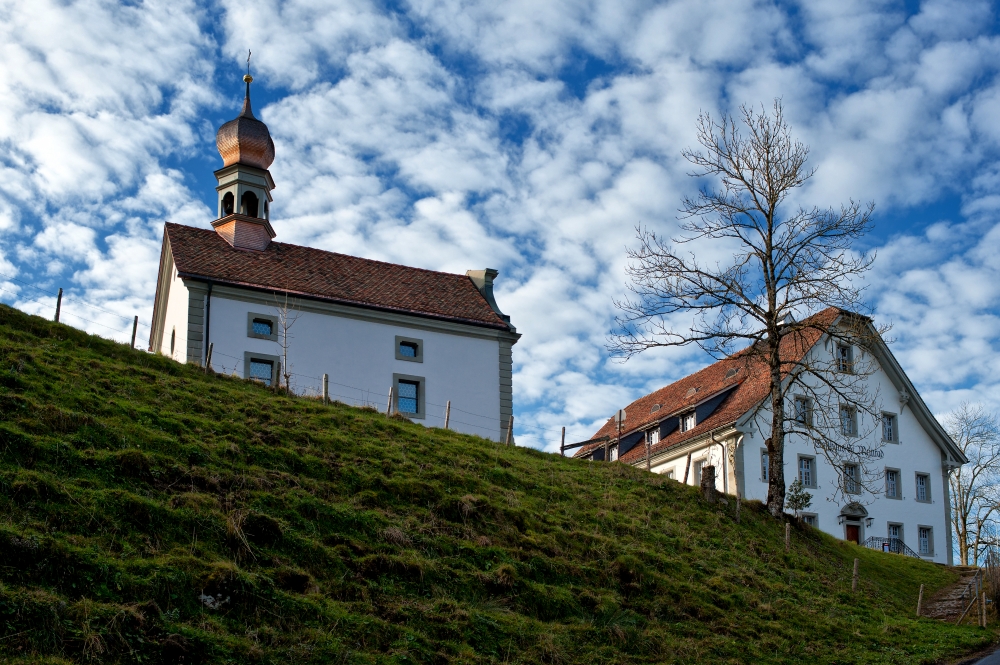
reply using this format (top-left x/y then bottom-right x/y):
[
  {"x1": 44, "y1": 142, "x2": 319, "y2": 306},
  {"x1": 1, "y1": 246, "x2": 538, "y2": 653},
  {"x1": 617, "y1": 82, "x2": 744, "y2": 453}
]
[{"x1": 0, "y1": 304, "x2": 992, "y2": 664}]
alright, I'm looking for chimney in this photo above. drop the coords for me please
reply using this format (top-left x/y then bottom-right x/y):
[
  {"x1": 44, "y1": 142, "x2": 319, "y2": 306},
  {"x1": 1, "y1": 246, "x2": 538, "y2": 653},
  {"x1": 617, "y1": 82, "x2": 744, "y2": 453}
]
[{"x1": 466, "y1": 269, "x2": 511, "y2": 323}]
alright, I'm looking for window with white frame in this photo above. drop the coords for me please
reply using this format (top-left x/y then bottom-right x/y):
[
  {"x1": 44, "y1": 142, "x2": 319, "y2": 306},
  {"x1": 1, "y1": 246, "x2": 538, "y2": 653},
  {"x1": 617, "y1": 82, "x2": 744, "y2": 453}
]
[
  {"x1": 794, "y1": 396, "x2": 813, "y2": 427},
  {"x1": 648, "y1": 429, "x2": 659, "y2": 446},
  {"x1": 664, "y1": 469, "x2": 675, "y2": 480},
  {"x1": 693, "y1": 459, "x2": 704, "y2": 485},
  {"x1": 836, "y1": 344, "x2": 854, "y2": 373},
  {"x1": 844, "y1": 464, "x2": 860, "y2": 494},
  {"x1": 802, "y1": 514, "x2": 818, "y2": 527},
  {"x1": 798, "y1": 456, "x2": 816, "y2": 488},
  {"x1": 915, "y1": 473, "x2": 931, "y2": 502},
  {"x1": 882, "y1": 413, "x2": 897, "y2": 443},
  {"x1": 918, "y1": 526, "x2": 932, "y2": 555},
  {"x1": 680, "y1": 412, "x2": 696, "y2": 432},
  {"x1": 761, "y1": 450, "x2": 770, "y2": 482},
  {"x1": 839, "y1": 405, "x2": 858, "y2": 437},
  {"x1": 885, "y1": 468, "x2": 900, "y2": 499}
]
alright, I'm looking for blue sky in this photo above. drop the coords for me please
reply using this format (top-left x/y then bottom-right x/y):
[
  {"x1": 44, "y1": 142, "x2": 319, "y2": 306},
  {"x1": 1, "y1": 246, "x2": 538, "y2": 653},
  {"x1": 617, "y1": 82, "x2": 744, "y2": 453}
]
[{"x1": 2, "y1": 0, "x2": 1000, "y2": 449}]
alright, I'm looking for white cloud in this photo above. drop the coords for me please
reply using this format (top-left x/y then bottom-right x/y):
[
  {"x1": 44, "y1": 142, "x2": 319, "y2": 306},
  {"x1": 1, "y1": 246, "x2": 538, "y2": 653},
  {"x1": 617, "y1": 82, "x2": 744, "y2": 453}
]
[{"x1": 3, "y1": 0, "x2": 1000, "y2": 447}]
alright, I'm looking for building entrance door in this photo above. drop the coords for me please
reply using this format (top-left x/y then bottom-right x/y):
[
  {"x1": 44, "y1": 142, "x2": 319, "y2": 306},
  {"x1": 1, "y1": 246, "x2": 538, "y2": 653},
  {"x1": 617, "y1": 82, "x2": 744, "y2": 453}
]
[{"x1": 845, "y1": 523, "x2": 860, "y2": 544}]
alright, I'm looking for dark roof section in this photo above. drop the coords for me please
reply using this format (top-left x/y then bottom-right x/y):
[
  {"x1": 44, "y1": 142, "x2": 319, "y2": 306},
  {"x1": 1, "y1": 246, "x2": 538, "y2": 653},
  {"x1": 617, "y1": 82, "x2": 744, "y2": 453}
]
[
  {"x1": 164, "y1": 223, "x2": 511, "y2": 330},
  {"x1": 579, "y1": 308, "x2": 842, "y2": 463}
]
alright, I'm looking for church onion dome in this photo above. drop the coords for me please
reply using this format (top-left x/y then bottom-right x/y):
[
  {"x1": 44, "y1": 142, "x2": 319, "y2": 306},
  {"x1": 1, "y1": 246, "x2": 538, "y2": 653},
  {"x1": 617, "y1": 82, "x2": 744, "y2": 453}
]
[{"x1": 215, "y1": 74, "x2": 275, "y2": 170}]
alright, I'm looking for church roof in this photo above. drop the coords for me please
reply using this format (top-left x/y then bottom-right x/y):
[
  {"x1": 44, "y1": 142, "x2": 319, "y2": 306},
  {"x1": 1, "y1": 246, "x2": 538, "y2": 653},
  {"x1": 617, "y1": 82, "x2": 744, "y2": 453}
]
[
  {"x1": 578, "y1": 308, "x2": 841, "y2": 463},
  {"x1": 163, "y1": 223, "x2": 512, "y2": 330}
]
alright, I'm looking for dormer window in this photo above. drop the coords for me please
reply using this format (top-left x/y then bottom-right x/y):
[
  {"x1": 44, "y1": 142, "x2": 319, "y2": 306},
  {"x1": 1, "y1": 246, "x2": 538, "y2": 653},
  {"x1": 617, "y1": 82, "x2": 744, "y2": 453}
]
[{"x1": 680, "y1": 412, "x2": 696, "y2": 432}]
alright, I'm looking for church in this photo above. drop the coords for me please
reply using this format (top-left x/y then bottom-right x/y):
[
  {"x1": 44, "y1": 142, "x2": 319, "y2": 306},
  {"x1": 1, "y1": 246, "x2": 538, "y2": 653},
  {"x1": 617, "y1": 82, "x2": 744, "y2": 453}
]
[{"x1": 148, "y1": 73, "x2": 518, "y2": 441}]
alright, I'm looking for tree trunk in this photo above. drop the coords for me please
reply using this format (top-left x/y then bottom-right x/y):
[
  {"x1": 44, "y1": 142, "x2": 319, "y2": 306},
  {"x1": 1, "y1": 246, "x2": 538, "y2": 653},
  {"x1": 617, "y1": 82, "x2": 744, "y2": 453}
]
[{"x1": 766, "y1": 322, "x2": 786, "y2": 518}]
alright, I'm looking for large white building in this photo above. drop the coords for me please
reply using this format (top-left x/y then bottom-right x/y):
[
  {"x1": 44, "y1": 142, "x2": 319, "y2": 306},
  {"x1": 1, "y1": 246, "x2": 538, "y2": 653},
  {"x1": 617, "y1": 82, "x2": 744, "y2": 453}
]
[
  {"x1": 148, "y1": 75, "x2": 518, "y2": 441},
  {"x1": 577, "y1": 308, "x2": 967, "y2": 564}
]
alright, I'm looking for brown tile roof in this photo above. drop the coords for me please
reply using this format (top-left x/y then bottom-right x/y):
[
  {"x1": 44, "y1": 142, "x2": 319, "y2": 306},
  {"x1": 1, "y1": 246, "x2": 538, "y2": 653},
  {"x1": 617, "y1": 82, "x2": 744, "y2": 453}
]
[
  {"x1": 164, "y1": 223, "x2": 511, "y2": 330},
  {"x1": 579, "y1": 308, "x2": 843, "y2": 463}
]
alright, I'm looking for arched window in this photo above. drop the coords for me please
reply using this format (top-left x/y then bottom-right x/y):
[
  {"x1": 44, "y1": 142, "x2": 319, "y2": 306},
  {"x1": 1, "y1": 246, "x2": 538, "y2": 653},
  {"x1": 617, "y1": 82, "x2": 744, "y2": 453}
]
[
  {"x1": 221, "y1": 192, "x2": 234, "y2": 217},
  {"x1": 264, "y1": 200, "x2": 269, "y2": 219},
  {"x1": 241, "y1": 191, "x2": 259, "y2": 218}
]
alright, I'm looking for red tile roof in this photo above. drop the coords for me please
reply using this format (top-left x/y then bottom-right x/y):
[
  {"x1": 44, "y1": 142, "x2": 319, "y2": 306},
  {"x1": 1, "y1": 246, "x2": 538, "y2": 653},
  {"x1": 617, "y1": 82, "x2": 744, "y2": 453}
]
[
  {"x1": 579, "y1": 308, "x2": 843, "y2": 463},
  {"x1": 164, "y1": 223, "x2": 511, "y2": 330}
]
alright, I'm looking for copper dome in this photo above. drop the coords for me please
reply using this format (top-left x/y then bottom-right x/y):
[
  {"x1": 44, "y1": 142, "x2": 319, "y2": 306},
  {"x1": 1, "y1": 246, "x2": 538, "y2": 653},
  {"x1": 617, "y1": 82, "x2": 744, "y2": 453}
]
[{"x1": 216, "y1": 77, "x2": 275, "y2": 170}]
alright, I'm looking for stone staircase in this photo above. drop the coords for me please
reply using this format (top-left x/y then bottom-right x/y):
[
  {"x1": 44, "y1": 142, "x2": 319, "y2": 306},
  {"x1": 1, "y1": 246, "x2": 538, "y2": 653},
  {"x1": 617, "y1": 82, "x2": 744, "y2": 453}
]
[{"x1": 921, "y1": 567, "x2": 982, "y2": 622}]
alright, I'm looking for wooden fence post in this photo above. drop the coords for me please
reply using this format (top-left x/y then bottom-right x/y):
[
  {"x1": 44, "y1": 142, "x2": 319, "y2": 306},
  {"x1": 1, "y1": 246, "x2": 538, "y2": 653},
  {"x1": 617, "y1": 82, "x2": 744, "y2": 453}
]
[
  {"x1": 852, "y1": 558, "x2": 860, "y2": 593},
  {"x1": 204, "y1": 342, "x2": 213, "y2": 374},
  {"x1": 386, "y1": 386, "x2": 394, "y2": 415},
  {"x1": 131, "y1": 315, "x2": 138, "y2": 349},
  {"x1": 444, "y1": 401, "x2": 451, "y2": 429},
  {"x1": 505, "y1": 415, "x2": 514, "y2": 446},
  {"x1": 981, "y1": 589, "x2": 987, "y2": 628},
  {"x1": 917, "y1": 584, "x2": 924, "y2": 617},
  {"x1": 54, "y1": 288, "x2": 62, "y2": 323},
  {"x1": 785, "y1": 523, "x2": 790, "y2": 552},
  {"x1": 560, "y1": 427, "x2": 566, "y2": 456},
  {"x1": 322, "y1": 374, "x2": 329, "y2": 405}
]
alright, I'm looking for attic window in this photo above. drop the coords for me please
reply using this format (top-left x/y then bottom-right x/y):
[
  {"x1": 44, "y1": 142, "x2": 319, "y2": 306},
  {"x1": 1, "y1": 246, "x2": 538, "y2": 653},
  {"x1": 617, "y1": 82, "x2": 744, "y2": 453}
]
[
  {"x1": 680, "y1": 412, "x2": 696, "y2": 432},
  {"x1": 686, "y1": 387, "x2": 699, "y2": 397},
  {"x1": 651, "y1": 404, "x2": 661, "y2": 413},
  {"x1": 725, "y1": 368, "x2": 739, "y2": 379}
]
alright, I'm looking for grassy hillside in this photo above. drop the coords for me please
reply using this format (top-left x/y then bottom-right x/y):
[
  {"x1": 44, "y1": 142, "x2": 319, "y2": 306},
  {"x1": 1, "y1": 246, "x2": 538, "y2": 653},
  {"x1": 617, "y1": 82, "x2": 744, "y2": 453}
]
[{"x1": 0, "y1": 303, "x2": 993, "y2": 665}]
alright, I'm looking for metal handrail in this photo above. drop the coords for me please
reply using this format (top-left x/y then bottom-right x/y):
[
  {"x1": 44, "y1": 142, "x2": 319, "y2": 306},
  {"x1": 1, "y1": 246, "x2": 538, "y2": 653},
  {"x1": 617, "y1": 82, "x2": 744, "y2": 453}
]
[{"x1": 862, "y1": 536, "x2": 920, "y2": 558}]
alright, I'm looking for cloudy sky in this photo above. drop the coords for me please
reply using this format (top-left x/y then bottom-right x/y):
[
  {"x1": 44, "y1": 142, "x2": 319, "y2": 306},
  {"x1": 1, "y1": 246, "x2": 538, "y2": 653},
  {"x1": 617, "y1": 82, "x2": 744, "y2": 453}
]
[{"x1": 2, "y1": 0, "x2": 999, "y2": 449}]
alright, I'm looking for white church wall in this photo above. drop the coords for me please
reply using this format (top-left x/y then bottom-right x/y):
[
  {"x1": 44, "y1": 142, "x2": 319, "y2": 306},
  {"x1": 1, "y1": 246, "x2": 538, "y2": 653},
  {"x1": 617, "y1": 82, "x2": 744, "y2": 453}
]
[
  {"x1": 159, "y1": 263, "x2": 190, "y2": 362},
  {"x1": 206, "y1": 293, "x2": 505, "y2": 440}
]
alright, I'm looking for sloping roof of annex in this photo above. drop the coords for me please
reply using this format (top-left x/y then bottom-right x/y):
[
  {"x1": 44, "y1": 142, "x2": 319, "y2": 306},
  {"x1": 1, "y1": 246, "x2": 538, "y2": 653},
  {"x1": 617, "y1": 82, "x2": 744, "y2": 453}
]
[
  {"x1": 161, "y1": 223, "x2": 512, "y2": 331},
  {"x1": 576, "y1": 308, "x2": 968, "y2": 467}
]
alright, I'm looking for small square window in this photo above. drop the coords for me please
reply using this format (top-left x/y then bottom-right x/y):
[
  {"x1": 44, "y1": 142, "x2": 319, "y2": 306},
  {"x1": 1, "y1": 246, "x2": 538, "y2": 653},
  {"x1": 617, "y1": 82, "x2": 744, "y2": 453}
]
[
  {"x1": 882, "y1": 413, "x2": 897, "y2": 443},
  {"x1": 844, "y1": 464, "x2": 859, "y2": 494},
  {"x1": 915, "y1": 473, "x2": 931, "y2": 502},
  {"x1": 840, "y1": 405, "x2": 858, "y2": 437},
  {"x1": 836, "y1": 344, "x2": 854, "y2": 373},
  {"x1": 680, "y1": 412, "x2": 696, "y2": 432},
  {"x1": 247, "y1": 312, "x2": 278, "y2": 341},
  {"x1": 664, "y1": 469, "x2": 675, "y2": 480},
  {"x1": 798, "y1": 456, "x2": 815, "y2": 488},
  {"x1": 794, "y1": 396, "x2": 813, "y2": 427},
  {"x1": 802, "y1": 514, "x2": 818, "y2": 527},
  {"x1": 249, "y1": 359, "x2": 274, "y2": 386},
  {"x1": 395, "y1": 336, "x2": 424, "y2": 363},
  {"x1": 885, "y1": 468, "x2": 900, "y2": 499}
]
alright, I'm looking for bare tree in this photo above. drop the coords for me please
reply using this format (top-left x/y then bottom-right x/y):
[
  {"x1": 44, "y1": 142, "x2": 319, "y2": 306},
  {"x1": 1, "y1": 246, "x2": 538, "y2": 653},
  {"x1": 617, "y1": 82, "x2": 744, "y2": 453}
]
[
  {"x1": 274, "y1": 294, "x2": 300, "y2": 392},
  {"x1": 609, "y1": 100, "x2": 884, "y2": 518},
  {"x1": 948, "y1": 403, "x2": 1000, "y2": 565}
]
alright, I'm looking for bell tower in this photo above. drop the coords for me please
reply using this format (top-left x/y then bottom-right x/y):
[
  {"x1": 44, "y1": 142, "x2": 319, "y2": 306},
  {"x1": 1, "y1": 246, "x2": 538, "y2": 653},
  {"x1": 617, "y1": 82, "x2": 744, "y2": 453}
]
[{"x1": 212, "y1": 62, "x2": 277, "y2": 251}]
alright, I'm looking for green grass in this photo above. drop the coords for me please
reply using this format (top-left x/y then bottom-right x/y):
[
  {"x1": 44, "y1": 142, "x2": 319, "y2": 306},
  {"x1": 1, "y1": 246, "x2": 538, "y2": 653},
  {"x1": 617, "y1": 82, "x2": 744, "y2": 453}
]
[{"x1": 0, "y1": 303, "x2": 993, "y2": 664}]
